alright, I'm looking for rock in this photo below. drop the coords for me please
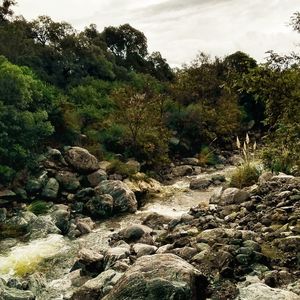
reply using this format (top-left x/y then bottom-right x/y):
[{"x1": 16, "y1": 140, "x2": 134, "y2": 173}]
[
  {"x1": 171, "y1": 247, "x2": 198, "y2": 260},
  {"x1": 71, "y1": 269, "x2": 122, "y2": 300},
  {"x1": 102, "y1": 254, "x2": 208, "y2": 300},
  {"x1": 87, "y1": 169, "x2": 107, "y2": 187},
  {"x1": 0, "y1": 207, "x2": 7, "y2": 222},
  {"x1": 119, "y1": 224, "x2": 153, "y2": 242},
  {"x1": 235, "y1": 282, "x2": 299, "y2": 300},
  {"x1": 182, "y1": 158, "x2": 199, "y2": 166},
  {"x1": 274, "y1": 236, "x2": 300, "y2": 252},
  {"x1": 97, "y1": 180, "x2": 137, "y2": 213},
  {"x1": 104, "y1": 242, "x2": 130, "y2": 269},
  {"x1": 142, "y1": 212, "x2": 172, "y2": 230},
  {"x1": 258, "y1": 172, "x2": 274, "y2": 184},
  {"x1": 172, "y1": 165, "x2": 193, "y2": 177},
  {"x1": 210, "y1": 186, "x2": 224, "y2": 204},
  {"x1": 211, "y1": 174, "x2": 226, "y2": 183},
  {"x1": 125, "y1": 160, "x2": 141, "y2": 173},
  {"x1": 76, "y1": 217, "x2": 95, "y2": 235},
  {"x1": 85, "y1": 193, "x2": 114, "y2": 219},
  {"x1": 26, "y1": 179, "x2": 42, "y2": 194},
  {"x1": 29, "y1": 215, "x2": 61, "y2": 239},
  {"x1": 124, "y1": 174, "x2": 161, "y2": 195},
  {"x1": 75, "y1": 188, "x2": 95, "y2": 202},
  {"x1": 132, "y1": 243, "x2": 157, "y2": 257},
  {"x1": 56, "y1": 171, "x2": 80, "y2": 191},
  {"x1": 189, "y1": 178, "x2": 211, "y2": 190},
  {"x1": 41, "y1": 178, "x2": 59, "y2": 200},
  {"x1": 51, "y1": 208, "x2": 70, "y2": 234},
  {"x1": 65, "y1": 147, "x2": 99, "y2": 173},
  {"x1": 220, "y1": 188, "x2": 250, "y2": 205},
  {"x1": 0, "y1": 279, "x2": 35, "y2": 300}
]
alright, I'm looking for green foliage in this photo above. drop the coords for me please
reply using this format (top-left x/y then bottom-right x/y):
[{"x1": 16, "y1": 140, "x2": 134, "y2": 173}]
[
  {"x1": 197, "y1": 147, "x2": 218, "y2": 166},
  {"x1": 0, "y1": 57, "x2": 55, "y2": 176},
  {"x1": 230, "y1": 163, "x2": 260, "y2": 188},
  {"x1": 27, "y1": 200, "x2": 49, "y2": 215},
  {"x1": 230, "y1": 134, "x2": 260, "y2": 188},
  {"x1": 107, "y1": 159, "x2": 137, "y2": 178}
]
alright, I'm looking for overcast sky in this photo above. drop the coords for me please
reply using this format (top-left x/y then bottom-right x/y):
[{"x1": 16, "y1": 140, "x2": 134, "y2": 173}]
[{"x1": 14, "y1": 0, "x2": 299, "y2": 66}]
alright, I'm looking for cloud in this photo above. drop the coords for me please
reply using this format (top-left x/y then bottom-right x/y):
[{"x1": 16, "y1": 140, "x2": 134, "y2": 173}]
[{"x1": 14, "y1": 0, "x2": 300, "y2": 67}]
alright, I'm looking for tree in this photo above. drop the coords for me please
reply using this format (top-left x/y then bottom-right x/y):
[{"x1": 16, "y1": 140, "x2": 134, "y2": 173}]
[
  {"x1": 0, "y1": 0, "x2": 16, "y2": 23},
  {"x1": 0, "y1": 56, "x2": 55, "y2": 182}
]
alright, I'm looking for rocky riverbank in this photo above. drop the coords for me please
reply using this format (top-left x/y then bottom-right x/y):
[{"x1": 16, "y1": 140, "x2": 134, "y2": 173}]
[{"x1": 0, "y1": 147, "x2": 299, "y2": 300}]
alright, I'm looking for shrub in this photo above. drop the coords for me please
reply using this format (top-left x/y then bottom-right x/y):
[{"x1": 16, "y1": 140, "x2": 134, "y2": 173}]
[
  {"x1": 197, "y1": 146, "x2": 218, "y2": 166},
  {"x1": 230, "y1": 134, "x2": 260, "y2": 188},
  {"x1": 27, "y1": 201, "x2": 49, "y2": 215},
  {"x1": 230, "y1": 163, "x2": 260, "y2": 188},
  {"x1": 107, "y1": 159, "x2": 137, "y2": 178}
]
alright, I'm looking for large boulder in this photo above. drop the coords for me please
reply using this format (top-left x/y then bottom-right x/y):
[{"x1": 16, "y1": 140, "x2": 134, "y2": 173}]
[
  {"x1": 97, "y1": 180, "x2": 137, "y2": 213},
  {"x1": 235, "y1": 282, "x2": 299, "y2": 300},
  {"x1": 219, "y1": 188, "x2": 250, "y2": 205},
  {"x1": 65, "y1": 147, "x2": 99, "y2": 173},
  {"x1": 102, "y1": 254, "x2": 208, "y2": 300}
]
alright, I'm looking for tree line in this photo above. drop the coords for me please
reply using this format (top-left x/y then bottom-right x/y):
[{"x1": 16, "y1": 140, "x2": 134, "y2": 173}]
[{"x1": 0, "y1": 0, "x2": 299, "y2": 184}]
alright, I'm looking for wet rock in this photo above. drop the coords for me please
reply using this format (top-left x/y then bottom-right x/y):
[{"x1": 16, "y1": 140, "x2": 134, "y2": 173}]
[
  {"x1": 0, "y1": 279, "x2": 34, "y2": 300},
  {"x1": 190, "y1": 178, "x2": 211, "y2": 190},
  {"x1": 235, "y1": 282, "x2": 299, "y2": 300},
  {"x1": 65, "y1": 147, "x2": 99, "y2": 173},
  {"x1": 87, "y1": 169, "x2": 107, "y2": 187},
  {"x1": 41, "y1": 178, "x2": 59, "y2": 200},
  {"x1": 76, "y1": 217, "x2": 95, "y2": 235},
  {"x1": 97, "y1": 180, "x2": 137, "y2": 213},
  {"x1": 85, "y1": 194, "x2": 114, "y2": 219},
  {"x1": 56, "y1": 171, "x2": 80, "y2": 191},
  {"x1": 132, "y1": 243, "x2": 158, "y2": 257},
  {"x1": 102, "y1": 254, "x2": 208, "y2": 300},
  {"x1": 29, "y1": 215, "x2": 61, "y2": 239}
]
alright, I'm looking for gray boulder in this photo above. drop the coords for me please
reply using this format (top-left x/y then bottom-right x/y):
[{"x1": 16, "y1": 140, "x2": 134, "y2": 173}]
[
  {"x1": 172, "y1": 165, "x2": 193, "y2": 177},
  {"x1": 219, "y1": 188, "x2": 250, "y2": 205},
  {"x1": 0, "y1": 280, "x2": 34, "y2": 300},
  {"x1": 97, "y1": 180, "x2": 137, "y2": 213},
  {"x1": 102, "y1": 254, "x2": 207, "y2": 300},
  {"x1": 65, "y1": 147, "x2": 99, "y2": 173}
]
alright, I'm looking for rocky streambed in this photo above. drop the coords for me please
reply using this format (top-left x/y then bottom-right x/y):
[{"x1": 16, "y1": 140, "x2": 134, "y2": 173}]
[{"x1": 0, "y1": 147, "x2": 299, "y2": 300}]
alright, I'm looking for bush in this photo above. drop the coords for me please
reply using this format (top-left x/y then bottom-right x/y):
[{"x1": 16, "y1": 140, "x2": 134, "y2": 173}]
[
  {"x1": 27, "y1": 201, "x2": 49, "y2": 215},
  {"x1": 107, "y1": 159, "x2": 137, "y2": 178},
  {"x1": 230, "y1": 163, "x2": 260, "y2": 188},
  {"x1": 197, "y1": 147, "x2": 218, "y2": 166}
]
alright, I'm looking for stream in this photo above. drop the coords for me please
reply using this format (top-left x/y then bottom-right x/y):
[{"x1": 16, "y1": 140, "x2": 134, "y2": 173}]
[{"x1": 0, "y1": 165, "x2": 235, "y2": 299}]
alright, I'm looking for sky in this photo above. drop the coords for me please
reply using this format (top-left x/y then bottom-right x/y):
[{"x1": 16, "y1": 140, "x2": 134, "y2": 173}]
[{"x1": 14, "y1": 0, "x2": 300, "y2": 67}]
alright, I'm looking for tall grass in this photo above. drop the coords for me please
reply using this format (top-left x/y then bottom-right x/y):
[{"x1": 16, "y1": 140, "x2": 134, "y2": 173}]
[{"x1": 230, "y1": 133, "x2": 260, "y2": 188}]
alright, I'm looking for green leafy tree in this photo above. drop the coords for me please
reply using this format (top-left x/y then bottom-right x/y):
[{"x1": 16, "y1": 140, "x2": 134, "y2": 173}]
[{"x1": 0, "y1": 56, "x2": 54, "y2": 182}]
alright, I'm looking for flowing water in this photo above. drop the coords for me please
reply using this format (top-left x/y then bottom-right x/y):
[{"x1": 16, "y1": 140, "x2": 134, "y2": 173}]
[{"x1": 0, "y1": 165, "x2": 235, "y2": 299}]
